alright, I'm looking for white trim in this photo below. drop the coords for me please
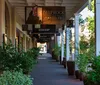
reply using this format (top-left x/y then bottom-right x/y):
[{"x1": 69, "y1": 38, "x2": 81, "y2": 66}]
[
  {"x1": 76, "y1": 1, "x2": 88, "y2": 13},
  {"x1": 95, "y1": 0, "x2": 100, "y2": 56}
]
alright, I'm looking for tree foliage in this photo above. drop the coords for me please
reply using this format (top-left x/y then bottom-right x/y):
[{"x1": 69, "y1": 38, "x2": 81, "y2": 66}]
[
  {"x1": 86, "y1": 0, "x2": 94, "y2": 32},
  {"x1": 87, "y1": 16, "x2": 94, "y2": 32}
]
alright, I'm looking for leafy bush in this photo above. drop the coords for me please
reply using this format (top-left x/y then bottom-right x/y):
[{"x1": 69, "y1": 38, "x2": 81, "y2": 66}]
[
  {"x1": 76, "y1": 53, "x2": 88, "y2": 73},
  {"x1": 28, "y1": 47, "x2": 40, "y2": 60},
  {"x1": 0, "y1": 43, "x2": 39, "y2": 73},
  {"x1": 0, "y1": 44, "x2": 22, "y2": 71},
  {"x1": 87, "y1": 55, "x2": 100, "y2": 84},
  {"x1": 0, "y1": 70, "x2": 33, "y2": 85},
  {"x1": 20, "y1": 51, "x2": 35, "y2": 73},
  {"x1": 53, "y1": 44, "x2": 60, "y2": 57}
]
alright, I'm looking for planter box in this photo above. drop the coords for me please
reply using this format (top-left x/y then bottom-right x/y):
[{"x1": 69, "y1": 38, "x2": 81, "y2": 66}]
[
  {"x1": 75, "y1": 70, "x2": 80, "y2": 79},
  {"x1": 67, "y1": 61, "x2": 75, "y2": 76}
]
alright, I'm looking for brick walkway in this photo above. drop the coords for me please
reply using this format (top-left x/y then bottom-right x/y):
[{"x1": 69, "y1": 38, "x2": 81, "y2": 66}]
[{"x1": 30, "y1": 53, "x2": 83, "y2": 85}]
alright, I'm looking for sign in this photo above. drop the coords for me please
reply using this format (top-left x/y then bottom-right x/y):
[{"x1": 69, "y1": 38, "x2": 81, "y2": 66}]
[
  {"x1": 35, "y1": 24, "x2": 41, "y2": 28},
  {"x1": 66, "y1": 20, "x2": 73, "y2": 27},
  {"x1": 37, "y1": 39, "x2": 50, "y2": 42},
  {"x1": 32, "y1": 24, "x2": 56, "y2": 33}
]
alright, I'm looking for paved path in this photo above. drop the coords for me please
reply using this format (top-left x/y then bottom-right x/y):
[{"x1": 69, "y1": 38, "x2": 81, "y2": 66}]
[{"x1": 30, "y1": 53, "x2": 83, "y2": 85}]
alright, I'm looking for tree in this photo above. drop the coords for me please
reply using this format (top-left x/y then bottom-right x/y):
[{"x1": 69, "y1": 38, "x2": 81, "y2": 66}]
[
  {"x1": 86, "y1": 0, "x2": 95, "y2": 57},
  {"x1": 79, "y1": 0, "x2": 95, "y2": 58},
  {"x1": 86, "y1": 0, "x2": 94, "y2": 33}
]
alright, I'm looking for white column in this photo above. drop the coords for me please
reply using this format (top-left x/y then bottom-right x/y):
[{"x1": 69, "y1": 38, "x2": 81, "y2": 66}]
[
  {"x1": 95, "y1": 0, "x2": 100, "y2": 56},
  {"x1": 0, "y1": 0, "x2": 5, "y2": 45},
  {"x1": 30, "y1": 38, "x2": 33, "y2": 48},
  {"x1": 23, "y1": 35, "x2": 26, "y2": 51},
  {"x1": 61, "y1": 31, "x2": 64, "y2": 61},
  {"x1": 57, "y1": 34, "x2": 61, "y2": 47},
  {"x1": 11, "y1": 7, "x2": 16, "y2": 45},
  {"x1": 74, "y1": 13, "x2": 79, "y2": 70},
  {"x1": 66, "y1": 27, "x2": 70, "y2": 61}
]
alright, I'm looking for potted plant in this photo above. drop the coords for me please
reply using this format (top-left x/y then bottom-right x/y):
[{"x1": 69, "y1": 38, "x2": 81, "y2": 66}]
[
  {"x1": 0, "y1": 70, "x2": 33, "y2": 85},
  {"x1": 66, "y1": 41, "x2": 75, "y2": 76},
  {"x1": 76, "y1": 53, "x2": 88, "y2": 81},
  {"x1": 83, "y1": 55, "x2": 100, "y2": 85},
  {"x1": 52, "y1": 49, "x2": 55, "y2": 59},
  {"x1": 75, "y1": 37, "x2": 89, "y2": 79},
  {"x1": 62, "y1": 45, "x2": 66, "y2": 68},
  {"x1": 53, "y1": 44, "x2": 61, "y2": 62},
  {"x1": 67, "y1": 60, "x2": 75, "y2": 76}
]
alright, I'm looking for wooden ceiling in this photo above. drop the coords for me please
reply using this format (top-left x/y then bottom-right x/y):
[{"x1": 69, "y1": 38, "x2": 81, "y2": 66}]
[{"x1": 8, "y1": 0, "x2": 88, "y2": 22}]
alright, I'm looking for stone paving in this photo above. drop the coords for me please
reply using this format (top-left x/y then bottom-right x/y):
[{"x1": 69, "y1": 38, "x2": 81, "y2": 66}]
[{"x1": 30, "y1": 53, "x2": 83, "y2": 85}]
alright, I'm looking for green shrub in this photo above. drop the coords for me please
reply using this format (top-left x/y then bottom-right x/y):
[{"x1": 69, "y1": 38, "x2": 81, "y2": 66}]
[
  {"x1": 87, "y1": 55, "x2": 100, "y2": 84},
  {"x1": 29, "y1": 47, "x2": 40, "y2": 60},
  {"x1": 53, "y1": 44, "x2": 60, "y2": 57},
  {"x1": 76, "y1": 53, "x2": 88, "y2": 73},
  {"x1": 0, "y1": 44, "x2": 22, "y2": 71},
  {"x1": 0, "y1": 70, "x2": 33, "y2": 85},
  {"x1": 0, "y1": 43, "x2": 38, "y2": 73},
  {"x1": 20, "y1": 51, "x2": 34, "y2": 73}
]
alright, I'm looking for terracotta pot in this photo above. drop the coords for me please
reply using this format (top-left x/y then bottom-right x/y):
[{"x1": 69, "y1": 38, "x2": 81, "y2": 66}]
[
  {"x1": 79, "y1": 72, "x2": 84, "y2": 81},
  {"x1": 75, "y1": 70, "x2": 80, "y2": 79},
  {"x1": 67, "y1": 61, "x2": 75, "y2": 76},
  {"x1": 63, "y1": 57, "x2": 66, "y2": 68},
  {"x1": 52, "y1": 51, "x2": 54, "y2": 59},
  {"x1": 59, "y1": 56, "x2": 62, "y2": 64}
]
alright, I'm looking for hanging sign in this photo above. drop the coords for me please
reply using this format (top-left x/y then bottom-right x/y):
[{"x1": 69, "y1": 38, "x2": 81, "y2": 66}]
[
  {"x1": 66, "y1": 20, "x2": 74, "y2": 27},
  {"x1": 32, "y1": 24, "x2": 56, "y2": 33}
]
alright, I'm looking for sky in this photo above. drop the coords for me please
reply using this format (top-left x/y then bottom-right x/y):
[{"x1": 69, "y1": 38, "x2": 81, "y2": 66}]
[{"x1": 80, "y1": 7, "x2": 94, "y2": 19}]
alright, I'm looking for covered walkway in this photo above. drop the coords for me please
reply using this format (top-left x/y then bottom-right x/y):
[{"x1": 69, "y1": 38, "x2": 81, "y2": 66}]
[{"x1": 30, "y1": 53, "x2": 83, "y2": 85}]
